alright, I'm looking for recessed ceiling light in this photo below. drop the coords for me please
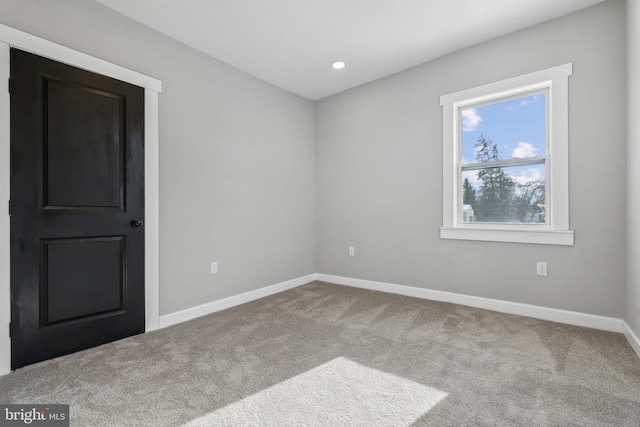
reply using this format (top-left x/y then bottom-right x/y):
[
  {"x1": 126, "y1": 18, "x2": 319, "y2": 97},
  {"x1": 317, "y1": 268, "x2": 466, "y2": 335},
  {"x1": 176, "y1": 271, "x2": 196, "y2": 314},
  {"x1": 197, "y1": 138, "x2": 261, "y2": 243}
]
[{"x1": 330, "y1": 61, "x2": 346, "y2": 70}]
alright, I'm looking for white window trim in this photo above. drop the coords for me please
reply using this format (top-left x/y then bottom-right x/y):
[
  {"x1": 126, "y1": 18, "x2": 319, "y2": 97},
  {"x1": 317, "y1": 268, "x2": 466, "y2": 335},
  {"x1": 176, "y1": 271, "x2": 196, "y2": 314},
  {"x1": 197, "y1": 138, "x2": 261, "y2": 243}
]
[{"x1": 440, "y1": 63, "x2": 574, "y2": 245}]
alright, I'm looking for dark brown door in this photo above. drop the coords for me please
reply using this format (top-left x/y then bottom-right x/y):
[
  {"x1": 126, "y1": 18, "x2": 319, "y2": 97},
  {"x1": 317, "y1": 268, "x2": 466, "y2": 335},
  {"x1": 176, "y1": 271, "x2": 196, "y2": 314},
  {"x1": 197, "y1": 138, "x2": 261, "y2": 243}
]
[{"x1": 10, "y1": 49, "x2": 145, "y2": 369}]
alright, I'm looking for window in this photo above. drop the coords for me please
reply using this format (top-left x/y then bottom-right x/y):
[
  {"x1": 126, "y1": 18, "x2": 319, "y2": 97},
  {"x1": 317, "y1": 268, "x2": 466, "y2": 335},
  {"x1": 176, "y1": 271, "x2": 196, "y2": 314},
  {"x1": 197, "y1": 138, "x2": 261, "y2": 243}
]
[
  {"x1": 460, "y1": 90, "x2": 547, "y2": 225},
  {"x1": 440, "y1": 64, "x2": 574, "y2": 245}
]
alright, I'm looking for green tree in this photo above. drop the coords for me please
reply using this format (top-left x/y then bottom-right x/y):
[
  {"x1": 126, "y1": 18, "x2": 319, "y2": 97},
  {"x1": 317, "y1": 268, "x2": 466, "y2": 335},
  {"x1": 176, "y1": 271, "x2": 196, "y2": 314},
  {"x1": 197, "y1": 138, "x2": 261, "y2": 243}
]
[
  {"x1": 513, "y1": 181, "x2": 545, "y2": 223},
  {"x1": 462, "y1": 178, "x2": 476, "y2": 206},
  {"x1": 474, "y1": 134, "x2": 515, "y2": 222}
]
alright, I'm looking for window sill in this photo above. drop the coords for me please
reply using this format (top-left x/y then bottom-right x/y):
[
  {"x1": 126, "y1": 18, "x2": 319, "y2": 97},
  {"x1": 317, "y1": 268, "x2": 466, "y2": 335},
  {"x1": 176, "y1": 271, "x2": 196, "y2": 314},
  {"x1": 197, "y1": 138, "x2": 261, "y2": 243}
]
[{"x1": 440, "y1": 227, "x2": 574, "y2": 246}]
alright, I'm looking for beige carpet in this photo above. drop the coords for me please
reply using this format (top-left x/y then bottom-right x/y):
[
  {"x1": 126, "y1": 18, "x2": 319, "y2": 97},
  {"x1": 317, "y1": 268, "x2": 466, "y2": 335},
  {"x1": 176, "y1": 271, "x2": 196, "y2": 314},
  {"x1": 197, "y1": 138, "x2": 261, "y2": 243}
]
[
  {"x1": 184, "y1": 357, "x2": 447, "y2": 426},
  {"x1": 1, "y1": 281, "x2": 639, "y2": 426}
]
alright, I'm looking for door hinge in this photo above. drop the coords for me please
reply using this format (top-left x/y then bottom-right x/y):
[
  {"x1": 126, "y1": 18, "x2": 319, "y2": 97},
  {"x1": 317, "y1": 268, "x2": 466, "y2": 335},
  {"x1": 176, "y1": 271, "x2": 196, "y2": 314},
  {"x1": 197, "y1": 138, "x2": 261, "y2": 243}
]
[
  {"x1": 8, "y1": 200, "x2": 11, "y2": 216},
  {"x1": 7, "y1": 78, "x2": 11, "y2": 94},
  {"x1": 9, "y1": 322, "x2": 12, "y2": 338}
]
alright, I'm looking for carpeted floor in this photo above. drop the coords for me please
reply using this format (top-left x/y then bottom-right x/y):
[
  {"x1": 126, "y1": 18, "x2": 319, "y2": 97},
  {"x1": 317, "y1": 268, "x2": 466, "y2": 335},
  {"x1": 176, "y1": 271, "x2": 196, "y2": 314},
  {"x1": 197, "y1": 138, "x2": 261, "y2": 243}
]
[{"x1": 1, "y1": 281, "x2": 639, "y2": 426}]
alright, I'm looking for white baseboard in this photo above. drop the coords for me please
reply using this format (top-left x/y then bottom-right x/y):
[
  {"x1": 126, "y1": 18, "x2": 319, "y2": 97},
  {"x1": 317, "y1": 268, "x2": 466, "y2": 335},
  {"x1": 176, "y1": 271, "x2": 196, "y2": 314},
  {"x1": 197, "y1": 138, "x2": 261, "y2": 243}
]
[
  {"x1": 2, "y1": 271, "x2": 636, "y2": 377},
  {"x1": 159, "y1": 274, "x2": 316, "y2": 328},
  {"x1": 623, "y1": 321, "x2": 640, "y2": 359},
  {"x1": 155, "y1": 272, "x2": 638, "y2": 360},
  {"x1": 316, "y1": 274, "x2": 624, "y2": 333}
]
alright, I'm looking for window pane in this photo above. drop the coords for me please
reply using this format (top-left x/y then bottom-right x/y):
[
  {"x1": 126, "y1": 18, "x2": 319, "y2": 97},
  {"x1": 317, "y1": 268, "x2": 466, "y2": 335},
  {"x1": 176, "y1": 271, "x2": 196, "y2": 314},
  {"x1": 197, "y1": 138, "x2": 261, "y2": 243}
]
[
  {"x1": 461, "y1": 164, "x2": 545, "y2": 224},
  {"x1": 460, "y1": 93, "x2": 546, "y2": 165}
]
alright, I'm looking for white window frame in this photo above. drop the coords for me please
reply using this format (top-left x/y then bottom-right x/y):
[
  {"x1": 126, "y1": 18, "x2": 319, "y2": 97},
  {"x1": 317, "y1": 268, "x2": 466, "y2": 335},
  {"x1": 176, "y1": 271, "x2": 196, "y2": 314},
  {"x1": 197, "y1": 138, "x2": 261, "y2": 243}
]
[{"x1": 440, "y1": 63, "x2": 574, "y2": 245}]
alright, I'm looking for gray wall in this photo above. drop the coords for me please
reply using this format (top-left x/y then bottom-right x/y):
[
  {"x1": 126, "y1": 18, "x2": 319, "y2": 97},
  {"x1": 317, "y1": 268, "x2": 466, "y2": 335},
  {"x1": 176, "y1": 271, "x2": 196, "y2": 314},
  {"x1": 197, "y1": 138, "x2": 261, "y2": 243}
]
[
  {"x1": 316, "y1": 0, "x2": 627, "y2": 317},
  {"x1": 627, "y1": 0, "x2": 640, "y2": 337},
  {"x1": 0, "y1": 0, "x2": 316, "y2": 315},
  {"x1": 1, "y1": 0, "x2": 632, "y2": 323}
]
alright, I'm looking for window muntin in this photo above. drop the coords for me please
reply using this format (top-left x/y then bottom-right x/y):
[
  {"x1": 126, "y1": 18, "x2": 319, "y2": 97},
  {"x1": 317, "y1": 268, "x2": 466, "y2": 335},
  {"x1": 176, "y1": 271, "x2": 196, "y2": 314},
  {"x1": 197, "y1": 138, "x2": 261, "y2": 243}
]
[{"x1": 458, "y1": 91, "x2": 548, "y2": 225}]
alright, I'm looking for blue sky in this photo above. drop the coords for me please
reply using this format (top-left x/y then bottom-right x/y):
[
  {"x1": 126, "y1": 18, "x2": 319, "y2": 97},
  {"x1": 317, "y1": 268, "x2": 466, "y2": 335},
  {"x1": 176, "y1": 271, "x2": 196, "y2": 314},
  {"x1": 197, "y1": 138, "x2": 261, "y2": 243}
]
[
  {"x1": 461, "y1": 93, "x2": 546, "y2": 164},
  {"x1": 460, "y1": 93, "x2": 546, "y2": 189}
]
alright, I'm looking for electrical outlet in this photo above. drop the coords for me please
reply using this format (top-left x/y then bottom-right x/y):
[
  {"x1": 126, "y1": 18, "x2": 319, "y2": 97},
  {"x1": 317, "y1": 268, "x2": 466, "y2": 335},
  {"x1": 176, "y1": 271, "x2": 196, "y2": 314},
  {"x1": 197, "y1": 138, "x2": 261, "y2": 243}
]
[
  {"x1": 536, "y1": 262, "x2": 547, "y2": 277},
  {"x1": 349, "y1": 246, "x2": 355, "y2": 257},
  {"x1": 210, "y1": 261, "x2": 218, "y2": 274}
]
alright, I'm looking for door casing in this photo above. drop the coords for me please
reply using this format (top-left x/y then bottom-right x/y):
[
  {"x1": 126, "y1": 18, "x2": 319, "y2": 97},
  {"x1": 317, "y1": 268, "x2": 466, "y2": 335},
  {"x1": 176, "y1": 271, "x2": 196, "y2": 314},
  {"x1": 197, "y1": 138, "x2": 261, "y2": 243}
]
[{"x1": 0, "y1": 23, "x2": 162, "y2": 375}]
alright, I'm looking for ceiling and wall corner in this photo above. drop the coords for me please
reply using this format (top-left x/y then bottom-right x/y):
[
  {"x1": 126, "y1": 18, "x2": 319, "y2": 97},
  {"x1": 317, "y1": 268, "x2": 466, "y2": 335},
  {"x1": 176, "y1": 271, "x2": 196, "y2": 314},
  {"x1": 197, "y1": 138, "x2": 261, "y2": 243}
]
[
  {"x1": 92, "y1": 0, "x2": 608, "y2": 100},
  {"x1": 315, "y1": 0, "x2": 628, "y2": 319},
  {"x1": 0, "y1": 0, "x2": 317, "y2": 317}
]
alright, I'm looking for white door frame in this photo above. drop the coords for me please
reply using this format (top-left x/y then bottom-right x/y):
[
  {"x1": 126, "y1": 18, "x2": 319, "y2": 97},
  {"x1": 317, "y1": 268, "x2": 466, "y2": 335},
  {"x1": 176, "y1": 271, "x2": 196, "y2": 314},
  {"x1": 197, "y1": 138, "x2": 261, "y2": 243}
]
[{"x1": 0, "y1": 24, "x2": 162, "y2": 375}]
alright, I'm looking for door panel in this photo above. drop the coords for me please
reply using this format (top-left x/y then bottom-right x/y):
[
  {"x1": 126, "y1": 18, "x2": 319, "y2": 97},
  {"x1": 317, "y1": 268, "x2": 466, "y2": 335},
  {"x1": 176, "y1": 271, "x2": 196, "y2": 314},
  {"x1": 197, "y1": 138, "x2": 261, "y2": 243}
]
[
  {"x1": 45, "y1": 77, "x2": 124, "y2": 210},
  {"x1": 10, "y1": 48, "x2": 145, "y2": 369},
  {"x1": 43, "y1": 236, "x2": 125, "y2": 324}
]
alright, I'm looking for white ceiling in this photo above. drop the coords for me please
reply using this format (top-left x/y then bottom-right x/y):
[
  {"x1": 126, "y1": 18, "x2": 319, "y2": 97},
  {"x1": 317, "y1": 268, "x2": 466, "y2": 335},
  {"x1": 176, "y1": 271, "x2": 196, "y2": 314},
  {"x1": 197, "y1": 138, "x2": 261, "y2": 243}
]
[{"x1": 94, "y1": 0, "x2": 606, "y2": 100}]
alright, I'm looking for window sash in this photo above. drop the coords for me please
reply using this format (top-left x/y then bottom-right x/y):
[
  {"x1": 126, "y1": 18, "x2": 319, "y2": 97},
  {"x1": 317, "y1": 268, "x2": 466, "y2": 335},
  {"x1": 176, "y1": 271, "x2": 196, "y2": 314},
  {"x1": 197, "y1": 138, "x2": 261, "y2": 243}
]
[
  {"x1": 456, "y1": 90, "x2": 549, "y2": 227},
  {"x1": 458, "y1": 162, "x2": 547, "y2": 225}
]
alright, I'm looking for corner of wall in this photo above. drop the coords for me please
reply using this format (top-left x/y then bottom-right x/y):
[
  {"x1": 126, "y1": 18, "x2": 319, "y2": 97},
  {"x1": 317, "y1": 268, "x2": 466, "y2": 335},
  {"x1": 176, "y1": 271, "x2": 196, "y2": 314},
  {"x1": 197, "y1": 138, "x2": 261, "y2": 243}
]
[{"x1": 626, "y1": 0, "x2": 640, "y2": 345}]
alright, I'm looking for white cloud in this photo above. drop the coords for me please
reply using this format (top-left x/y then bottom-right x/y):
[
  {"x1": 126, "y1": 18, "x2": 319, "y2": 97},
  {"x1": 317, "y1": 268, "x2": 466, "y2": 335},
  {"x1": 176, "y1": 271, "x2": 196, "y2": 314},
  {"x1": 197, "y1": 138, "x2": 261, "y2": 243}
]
[
  {"x1": 506, "y1": 95, "x2": 542, "y2": 111},
  {"x1": 511, "y1": 168, "x2": 543, "y2": 185},
  {"x1": 461, "y1": 108, "x2": 481, "y2": 132},
  {"x1": 462, "y1": 170, "x2": 482, "y2": 189},
  {"x1": 520, "y1": 95, "x2": 541, "y2": 107},
  {"x1": 520, "y1": 95, "x2": 542, "y2": 107},
  {"x1": 512, "y1": 142, "x2": 536, "y2": 158}
]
